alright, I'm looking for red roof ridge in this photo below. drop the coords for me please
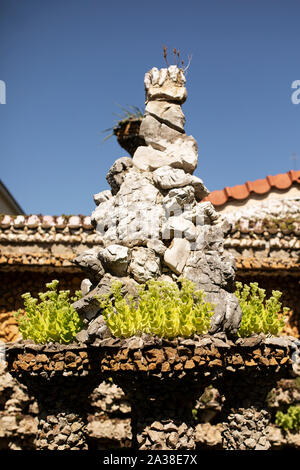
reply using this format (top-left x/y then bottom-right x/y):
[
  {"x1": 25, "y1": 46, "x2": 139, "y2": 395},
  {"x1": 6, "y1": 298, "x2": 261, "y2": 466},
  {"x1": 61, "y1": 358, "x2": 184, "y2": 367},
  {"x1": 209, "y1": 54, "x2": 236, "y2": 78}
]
[{"x1": 203, "y1": 169, "x2": 300, "y2": 206}]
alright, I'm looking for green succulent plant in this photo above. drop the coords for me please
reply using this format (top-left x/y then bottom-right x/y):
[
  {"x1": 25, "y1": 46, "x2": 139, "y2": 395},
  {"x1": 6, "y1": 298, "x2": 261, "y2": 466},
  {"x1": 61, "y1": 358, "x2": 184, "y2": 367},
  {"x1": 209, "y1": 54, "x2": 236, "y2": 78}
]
[
  {"x1": 97, "y1": 278, "x2": 214, "y2": 339},
  {"x1": 275, "y1": 406, "x2": 300, "y2": 432},
  {"x1": 235, "y1": 282, "x2": 288, "y2": 337},
  {"x1": 15, "y1": 280, "x2": 83, "y2": 344}
]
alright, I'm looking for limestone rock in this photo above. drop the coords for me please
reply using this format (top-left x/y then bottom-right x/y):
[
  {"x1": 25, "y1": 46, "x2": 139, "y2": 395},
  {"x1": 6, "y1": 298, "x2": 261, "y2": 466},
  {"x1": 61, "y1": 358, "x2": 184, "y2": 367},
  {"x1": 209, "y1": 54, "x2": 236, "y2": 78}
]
[
  {"x1": 162, "y1": 215, "x2": 196, "y2": 242},
  {"x1": 80, "y1": 279, "x2": 92, "y2": 296},
  {"x1": 98, "y1": 244, "x2": 130, "y2": 276},
  {"x1": 73, "y1": 249, "x2": 104, "y2": 283},
  {"x1": 157, "y1": 274, "x2": 174, "y2": 284},
  {"x1": 153, "y1": 166, "x2": 209, "y2": 199},
  {"x1": 129, "y1": 247, "x2": 161, "y2": 283},
  {"x1": 153, "y1": 166, "x2": 192, "y2": 190},
  {"x1": 139, "y1": 115, "x2": 183, "y2": 149},
  {"x1": 87, "y1": 419, "x2": 131, "y2": 444},
  {"x1": 163, "y1": 136, "x2": 198, "y2": 174},
  {"x1": 75, "y1": 329, "x2": 89, "y2": 344},
  {"x1": 72, "y1": 290, "x2": 101, "y2": 322},
  {"x1": 72, "y1": 273, "x2": 118, "y2": 321},
  {"x1": 93, "y1": 169, "x2": 164, "y2": 245},
  {"x1": 93, "y1": 190, "x2": 112, "y2": 206},
  {"x1": 206, "y1": 290, "x2": 242, "y2": 337},
  {"x1": 106, "y1": 157, "x2": 133, "y2": 195},
  {"x1": 163, "y1": 186, "x2": 195, "y2": 213},
  {"x1": 73, "y1": 274, "x2": 139, "y2": 325},
  {"x1": 163, "y1": 238, "x2": 190, "y2": 274},
  {"x1": 183, "y1": 249, "x2": 236, "y2": 291},
  {"x1": 87, "y1": 315, "x2": 111, "y2": 342},
  {"x1": 146, "y1": 239, "x2": 167, "y2": 256},
  {"x1": 195, "y1": 423, "x2": 223, "y2": 448},
  {"x1": 144, "y1": 100, "x2": 185, "y2": 132},
  {"x1": 144, "y1": 66, "x2": 187, "y2": 103},
  {"x1": 184, "y1": 202, "x2": 219, "y2": 227},
  {"x1": 133, "y1": 136, "x2": 198, "y2": 174},
  {"x1": 74, "y1": 64, "x2": 242, "y2": 338},
  {"x1": 193, "y1": 225, "x2": 225, "y2": 251},
  {"x1": 132, "y1": 146, "x2": 176, "y2": 172},
  {"x1": 91, "y1": 196, "x2": 115, "y2": 231},
  {"x1": 190, "y1": 175, "x2": 210, "y2": 200},
  {"x1": 117, "y1": 168, "x2": 159, "y2": 202}
]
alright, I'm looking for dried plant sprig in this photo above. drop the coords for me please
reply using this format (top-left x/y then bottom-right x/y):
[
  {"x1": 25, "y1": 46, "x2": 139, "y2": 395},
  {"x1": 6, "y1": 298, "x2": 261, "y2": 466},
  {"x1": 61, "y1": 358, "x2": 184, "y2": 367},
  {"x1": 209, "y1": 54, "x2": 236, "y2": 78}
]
[
  {"x1": 163, "y1": 45, "x2": 169, "y2": 66},
  {"x1": 162, "y1": 45, "x2": 192, "y2": 72}
]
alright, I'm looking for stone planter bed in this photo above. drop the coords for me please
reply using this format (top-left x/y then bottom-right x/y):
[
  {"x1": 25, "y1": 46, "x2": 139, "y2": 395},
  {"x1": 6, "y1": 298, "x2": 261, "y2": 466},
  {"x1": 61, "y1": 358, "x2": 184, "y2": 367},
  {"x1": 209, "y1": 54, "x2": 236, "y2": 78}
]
[
  {"x1": 5, "y1": 334, "x2": 295, "y2": 450},
  {"x1": 7, "y1": 334, "x2": 293, "y2": 378}
]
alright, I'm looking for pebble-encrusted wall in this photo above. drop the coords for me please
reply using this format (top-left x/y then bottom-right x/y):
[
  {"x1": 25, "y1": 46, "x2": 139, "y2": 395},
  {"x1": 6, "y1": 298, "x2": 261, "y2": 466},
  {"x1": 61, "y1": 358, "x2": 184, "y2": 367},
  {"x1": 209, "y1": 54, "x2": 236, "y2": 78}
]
[
  {"x1": 3, "y1": 335, "x2": 298, "y2": 450},
  {"x1": 1, "y1": 339, "x2": 300, "y2": 450}
]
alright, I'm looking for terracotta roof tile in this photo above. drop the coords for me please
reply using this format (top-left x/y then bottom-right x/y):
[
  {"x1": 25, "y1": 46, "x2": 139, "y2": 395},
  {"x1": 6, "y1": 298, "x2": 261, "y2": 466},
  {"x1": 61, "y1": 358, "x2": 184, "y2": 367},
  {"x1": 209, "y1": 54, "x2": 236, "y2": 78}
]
[
  {"x1": 246, "y1": 178, "x2": 270, "y2": 194},
  {"x1": 226, "y1": 184, "x2": 250, "y2": 200},
  {"x1": 204, "y1": 170, "x2": 300, "y2": 206}
]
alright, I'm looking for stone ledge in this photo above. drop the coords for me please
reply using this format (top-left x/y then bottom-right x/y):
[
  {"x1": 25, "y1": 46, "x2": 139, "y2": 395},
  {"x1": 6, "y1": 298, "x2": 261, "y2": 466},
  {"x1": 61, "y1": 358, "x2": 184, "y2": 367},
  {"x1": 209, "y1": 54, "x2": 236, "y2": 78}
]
[{"x1": 5, "y1": 335, "x2": 295, "y2": 380}]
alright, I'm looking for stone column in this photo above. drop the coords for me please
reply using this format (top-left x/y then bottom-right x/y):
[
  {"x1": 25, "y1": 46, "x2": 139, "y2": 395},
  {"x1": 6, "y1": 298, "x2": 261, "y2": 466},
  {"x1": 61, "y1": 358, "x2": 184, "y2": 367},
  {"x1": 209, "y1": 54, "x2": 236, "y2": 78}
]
[
  {"x1": 18, "y1": 375, "x2": 98, "y2": 450},
  {"x1": 220, "y1": 372, "x2": 278, "y2": 450},
  {"x1": 222, "y1": 407, "x2": 271, "y2": 450},
  {"x1": 32, "y1": 376, "x2": 95, "y2": 450},
  {"x1": 5, "y1": 345, "x2": 99, "y2": 450},
  {"x1": 116, "y1": 377, "x2": 206, "y2": 451}
]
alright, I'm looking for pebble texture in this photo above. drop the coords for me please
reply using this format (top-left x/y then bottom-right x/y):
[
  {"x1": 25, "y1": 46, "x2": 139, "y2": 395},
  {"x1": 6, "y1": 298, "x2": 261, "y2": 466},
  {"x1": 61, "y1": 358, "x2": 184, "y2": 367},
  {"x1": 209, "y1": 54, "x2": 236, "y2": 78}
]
[
  {"x1": 3, "y1": 336, "x2": 298, "y2": 450},
  {"x1": 222, "y1": 407, "x2": 271, "y2": 450}
]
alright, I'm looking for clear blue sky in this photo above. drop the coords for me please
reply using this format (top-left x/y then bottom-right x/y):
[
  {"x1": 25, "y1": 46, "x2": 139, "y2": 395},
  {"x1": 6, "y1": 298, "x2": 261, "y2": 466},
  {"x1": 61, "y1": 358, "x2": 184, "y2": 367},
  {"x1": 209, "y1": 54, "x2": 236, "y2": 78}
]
[{"x1": 1, "y1": 0, "x2": 299, "y2": 215}]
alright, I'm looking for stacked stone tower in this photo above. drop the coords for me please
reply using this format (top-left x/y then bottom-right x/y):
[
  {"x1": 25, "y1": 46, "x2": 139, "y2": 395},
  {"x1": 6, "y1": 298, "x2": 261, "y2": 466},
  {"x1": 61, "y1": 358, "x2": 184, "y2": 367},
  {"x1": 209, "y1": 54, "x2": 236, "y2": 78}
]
[{"x1": 73, "y1": 65, "x2": 242, "y2": 343}]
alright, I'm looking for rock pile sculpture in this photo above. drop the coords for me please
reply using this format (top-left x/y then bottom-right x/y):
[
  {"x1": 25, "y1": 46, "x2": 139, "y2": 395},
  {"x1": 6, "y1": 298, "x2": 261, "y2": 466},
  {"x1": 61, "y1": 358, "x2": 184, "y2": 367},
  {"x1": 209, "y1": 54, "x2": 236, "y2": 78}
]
[{"x1": 73, "y1": 65, "x2": 242, "y2": 343}]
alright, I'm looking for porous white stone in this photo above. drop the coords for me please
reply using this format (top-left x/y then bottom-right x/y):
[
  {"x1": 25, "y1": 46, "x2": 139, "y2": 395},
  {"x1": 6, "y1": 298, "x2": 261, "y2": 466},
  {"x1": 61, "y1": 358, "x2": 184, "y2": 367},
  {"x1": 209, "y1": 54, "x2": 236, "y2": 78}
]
[
  {"x1": 162, "y1": 215, "x2": 196, "y2": 241},
  {"x1": 74, "y1": 64, "x2": 243, "y2": 338},
  {"x1": 146, "y1": 239, "x2": 167, "y2": 256},
  {"x1": 132, "y1": 146, "x2": 176, "y2": 172},
  {"x1": 145, "y1": 101, "x2": 185, "y2": 132},
  {"x1": 190, "y1": 175, "x2": 210, "y2": 200},
  {"x1": 163, "y1": 136, "x2": 198, "y2": 174},
  {"x1": 74, "y1": 248, "x2": 105, "y2": 283},
  {"x1": 81, "y1": 279, "x2": 93, "y2": 296},
  {"x1": 144, "y1": 66, "x2": 187, "y2": 103},
  {"x1": 106, "y1": 157, "x2": 133, "y2": 195},
  {"x1": 163, "y1": 186, "x2": 195, "y2": 213},
  {"x1": 129, "y1": 247, "x2": 161, "y2": 283},
  {"x1": 98, "y1": 244, "x2": 130, "y2": 276},
  {"x1": 183, "y1": 201, "x2": 219, "y2": 227},
  {"x1": 163, "y1": 238, "x2": 190, "y2": 274},
  {"x1": 93, "y1": 190, "x2": 112, "y2": 206},
  {"x1": 139, "y1": 115, "x2": 183, "y2": 149},
  {"x1": 153, "y1": 166, "x2": 191, "y2": 189}
]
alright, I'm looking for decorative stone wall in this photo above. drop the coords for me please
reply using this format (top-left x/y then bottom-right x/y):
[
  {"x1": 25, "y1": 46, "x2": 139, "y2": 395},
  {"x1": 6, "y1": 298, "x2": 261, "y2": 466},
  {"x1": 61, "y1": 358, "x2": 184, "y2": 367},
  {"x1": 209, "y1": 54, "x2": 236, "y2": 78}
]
[
  {"x1": 1, "y1": 346, "x2": 300, "y2": 450},
  {"x1": 4, "y1": 335, "x2": 297, "y2": 450}
]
